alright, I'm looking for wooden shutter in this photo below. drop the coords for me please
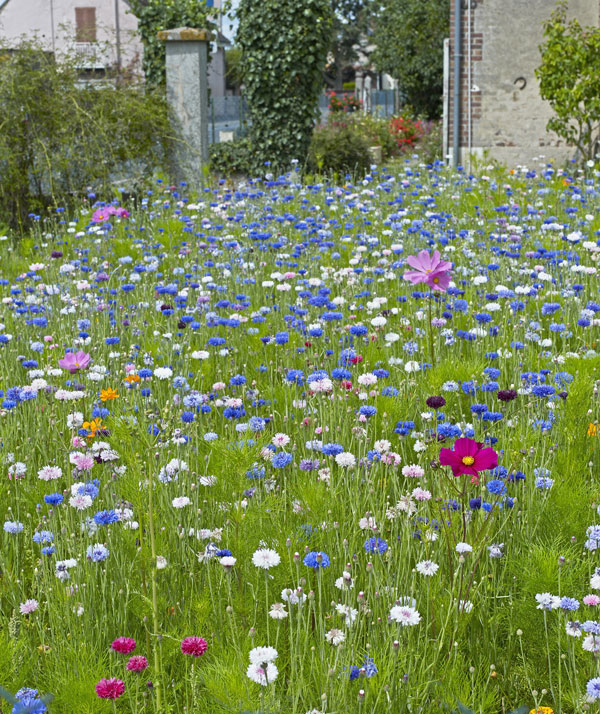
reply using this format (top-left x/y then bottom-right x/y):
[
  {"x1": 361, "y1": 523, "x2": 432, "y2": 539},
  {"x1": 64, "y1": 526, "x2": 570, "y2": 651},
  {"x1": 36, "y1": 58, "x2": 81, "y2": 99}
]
[{"x1": 75, "y1": 7, "x2": 97, "y2": 43}]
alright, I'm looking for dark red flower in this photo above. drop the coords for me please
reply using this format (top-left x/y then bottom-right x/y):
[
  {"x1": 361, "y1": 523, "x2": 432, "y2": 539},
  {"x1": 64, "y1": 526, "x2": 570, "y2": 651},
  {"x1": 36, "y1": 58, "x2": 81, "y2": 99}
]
[{"x1": 497, "y1": 389, "x2": 518, "y2": 402}]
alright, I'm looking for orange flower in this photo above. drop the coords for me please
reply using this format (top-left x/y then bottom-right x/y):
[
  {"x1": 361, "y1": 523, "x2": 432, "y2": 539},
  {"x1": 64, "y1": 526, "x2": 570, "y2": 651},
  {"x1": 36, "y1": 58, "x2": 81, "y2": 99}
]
[
  {"x1": 125, "y1": 374, "x2": 140, "y2": 384},
  {"x1": 82, "y1": 418, "x2": 102, "y2": 438},
  {"x1": 530, "y1": 708, "x2": 554, "y2": 714},
  {"x1": 100, "y1": 388, "x2": 119, "y2": 402},
  {"x1": 589, "y1": 423, "x2": 599, "y2": 436}
]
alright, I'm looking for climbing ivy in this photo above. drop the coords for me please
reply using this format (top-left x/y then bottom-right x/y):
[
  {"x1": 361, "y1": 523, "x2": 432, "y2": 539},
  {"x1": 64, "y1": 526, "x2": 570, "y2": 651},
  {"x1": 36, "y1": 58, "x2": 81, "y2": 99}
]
[
  {"x1": 128, "y1": 0, "x2": 215, "y2": 87},
  {"x1": 237, "y1": 0, "x2": 333, "y2": 173}
]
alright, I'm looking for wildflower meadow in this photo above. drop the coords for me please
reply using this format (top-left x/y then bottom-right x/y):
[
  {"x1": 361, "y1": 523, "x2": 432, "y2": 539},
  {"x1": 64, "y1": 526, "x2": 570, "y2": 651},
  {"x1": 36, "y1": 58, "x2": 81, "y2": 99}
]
[{"x1": 1, "y1": 160, "x2": 600, "y2": 714}]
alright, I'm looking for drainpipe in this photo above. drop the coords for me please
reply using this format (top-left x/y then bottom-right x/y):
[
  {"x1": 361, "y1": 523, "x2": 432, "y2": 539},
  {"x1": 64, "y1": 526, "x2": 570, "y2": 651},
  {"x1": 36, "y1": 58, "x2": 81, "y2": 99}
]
[
  {"x1": 452, "y1": 0, "x2": 461, "y2": 168},
  {"x1": 467, "y1": 0, "x2": 471, "y2": 171},
  {"x1": 114, "y1": 0, "x2": 122, "y2": 84}
]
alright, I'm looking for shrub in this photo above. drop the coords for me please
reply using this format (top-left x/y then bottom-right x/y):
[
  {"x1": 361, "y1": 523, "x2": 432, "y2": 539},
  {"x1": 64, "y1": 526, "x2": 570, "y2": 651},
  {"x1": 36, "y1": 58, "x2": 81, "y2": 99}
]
[
  {"x1": 307, "y1": 123, "x2": 371, "y2": 176},
  {"x1": 0, "y1": 40, "x2": 172, "y2": 232},
  {"x1": 327, "y1": 91, "x2": 363, "y2": 113},
  {"x1": 389, "y1": 114, "x2": 424, "y2": 150},
  {"x1": 209, "y1": 138, "x2": 253, "y2": 176}
]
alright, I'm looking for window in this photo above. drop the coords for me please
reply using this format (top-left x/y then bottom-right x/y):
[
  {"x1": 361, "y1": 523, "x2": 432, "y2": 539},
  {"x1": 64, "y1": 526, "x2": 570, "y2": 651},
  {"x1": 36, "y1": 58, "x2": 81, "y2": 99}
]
[{"x1": 75, "y1": 7, "x2": 97, "y2": 43}]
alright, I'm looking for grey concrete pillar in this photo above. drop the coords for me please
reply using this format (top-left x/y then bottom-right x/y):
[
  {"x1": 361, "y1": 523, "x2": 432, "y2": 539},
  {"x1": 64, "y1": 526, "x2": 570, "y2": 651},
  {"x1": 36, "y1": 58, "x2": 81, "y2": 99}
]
[{"x1": 157, "y1": 28, "x2": 213, "y2": 187}]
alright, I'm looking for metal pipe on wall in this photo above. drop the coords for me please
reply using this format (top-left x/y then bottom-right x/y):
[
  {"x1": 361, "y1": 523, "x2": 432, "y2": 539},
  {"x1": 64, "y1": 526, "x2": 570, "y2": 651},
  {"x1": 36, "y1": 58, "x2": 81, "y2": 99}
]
[
  {"x1": 452, "y1": 0, "x2": 461, "y2": 168},
  {"x1": 467, "y1": 0, "x2": 471, "y2": 171}
]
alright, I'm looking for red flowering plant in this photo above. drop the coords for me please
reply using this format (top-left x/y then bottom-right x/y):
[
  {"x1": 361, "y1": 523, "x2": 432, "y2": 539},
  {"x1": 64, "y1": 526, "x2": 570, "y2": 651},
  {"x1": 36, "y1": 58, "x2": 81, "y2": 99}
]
[
  {"x1": 327, "y1": 91, "x2": 363, "y2": 113},
  {"x1": 389, "y1": 114, "x2": 424, "y2": 150}
]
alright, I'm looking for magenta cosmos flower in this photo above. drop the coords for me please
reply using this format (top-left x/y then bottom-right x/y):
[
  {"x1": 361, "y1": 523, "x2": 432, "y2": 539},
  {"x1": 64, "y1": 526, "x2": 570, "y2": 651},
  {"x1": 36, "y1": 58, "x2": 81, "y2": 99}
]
[
  {"x1": 439, "y1": 438, "x2": 498, "y2": 483},
  {"x1": 92, "y1": 206, "x2": 130, "y2": 223},
  {"x1": 96, "y1": 678, "x2": 125, "y2": 699},
  {"x1": 181, "y1": 636, "x2": 208, "y2": 657},
  {"x1": 403, "y1": 250, "x2": 452, "y2": 291},
  {"x1": 58, "y1": 350, "x2": 90, "y2": 373}
]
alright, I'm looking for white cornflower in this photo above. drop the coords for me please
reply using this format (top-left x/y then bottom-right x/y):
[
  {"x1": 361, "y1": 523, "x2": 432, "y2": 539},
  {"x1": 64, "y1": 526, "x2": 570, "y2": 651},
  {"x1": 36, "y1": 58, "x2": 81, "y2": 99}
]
[
  {"x1": 154, "y1": 367, "x2": 173, "y2": 380},
  {"x1": 249, "y1": 646, "x2": 278, "y2": 665},
  {"x1": 325, "y1": 628, "x2": 345, "y2": 645},
  {"x1": 252, "y1": 548, "x2": 281, "y2": 570},
  {"x1": 455, "y1": 542, "x2": 473, "y2": 554},
  {"x1": 269, "y1": 603, "x2": 288, "y2": 620},
  {"x1": 172, "y1": 497, "x2": 191, "y2": 508},
  {"x1": 335, "y1": 452, "x2": 356, "y2": 468},
  {"x1": 535, "y1": 593, "x2": 560, "y2": 610},
  {"x1": 415, "y1": 560, "x2": 439, "y2": 576}
]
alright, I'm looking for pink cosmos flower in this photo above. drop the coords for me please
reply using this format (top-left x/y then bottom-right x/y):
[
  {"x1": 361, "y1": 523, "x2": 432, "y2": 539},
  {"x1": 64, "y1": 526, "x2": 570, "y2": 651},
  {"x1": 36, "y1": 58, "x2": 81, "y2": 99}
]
[
  {"x1": 180, "y1": 636, "x2": 208, "y2": 657},
  {"x1": 58, "y1": 350, "x2": 90, "y2": 373},
  {"x1": 403, "y1": 250, "x2": 452, "y2": 292},
  {"x1": 96, "y1": 678, "x2": 125, "y2": 699},
  {"x1": 112, "y1": 637, "x2": 136, "y2": 654},
  {"x1": 92, "y1": 206, "x2": 130, "y2": 223},
  {"x1": 439, "y1": 437, "x2": 498, "y2": 484},
  {"x1": 127, "y1": 655, "x2": 148, "y2": 672}
]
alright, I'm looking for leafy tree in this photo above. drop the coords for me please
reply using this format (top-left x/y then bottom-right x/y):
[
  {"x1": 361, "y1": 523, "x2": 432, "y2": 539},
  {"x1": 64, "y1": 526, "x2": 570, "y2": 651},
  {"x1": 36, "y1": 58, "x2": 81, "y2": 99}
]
[
  {"x1": 372, "y1": 0, "x2": 448, "y2": 118},
  {"x1": 237, "y1": 0, "x2": 333, "y2": 173},
  {"x1": 127, "y1": 0, "x2": 214, "y2": 86},
  {"x1": 325, "y1": 0, "x2": 374, "y2": 90},
  {"x1": 536, "y1": 1, "x2": 600, "y2": 162}
]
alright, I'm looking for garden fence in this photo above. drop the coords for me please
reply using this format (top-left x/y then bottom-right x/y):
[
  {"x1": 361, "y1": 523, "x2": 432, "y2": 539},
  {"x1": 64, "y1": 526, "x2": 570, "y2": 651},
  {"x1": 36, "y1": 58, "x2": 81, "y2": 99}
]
[{"x1": 209, "y1": 89, "x2": 401, "y2": 145}]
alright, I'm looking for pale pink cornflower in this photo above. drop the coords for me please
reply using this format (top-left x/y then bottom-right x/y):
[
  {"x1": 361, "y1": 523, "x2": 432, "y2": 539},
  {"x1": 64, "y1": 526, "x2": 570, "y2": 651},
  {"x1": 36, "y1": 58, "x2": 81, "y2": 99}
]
[
  {"x1": 412, "y1": 487, "x2": 431, "y2": 501},
  {"x1": 402, "y1": 464, "x2": 425, "y2": 478},
  {"x1": 38, "y1": 465, "x2": 62, "y2": 482},
  {"x1": 584, "y1": 595, "x2": 600, "y2": 606},
  {"x1": 20, "y1": 599, "x2": 39, "y2": 614},
  {"x1": 389, "y1": 605, "x2": 421, "y2": 626},
  {"x1": 272, "y1": 433, "x2": 290, "y2": 448},
  {"x1": 71, "y1": 453, "x2": 94, "y2": 471}
]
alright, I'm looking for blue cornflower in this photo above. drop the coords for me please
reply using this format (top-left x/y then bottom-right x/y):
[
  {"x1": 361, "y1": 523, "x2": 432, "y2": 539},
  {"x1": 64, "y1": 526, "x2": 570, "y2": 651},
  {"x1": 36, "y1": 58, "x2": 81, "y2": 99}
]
[
  {"x1": 582, "y1": 620, "x2": 600, "y2": 634},
  {"x1": 272, "y1": 452, "x2": 293, "y2": 468},
  {"x1": 358, "y1": 406, "x2": 377, "y2": 418},
  {"x1": 32, "y1": 531, "x2": 54, "y2": 544},
  {"x1": 44, "y1": 493, "x2": 63, "y2": 506},
  {"x1": 486, "y1": 480, "x2": 507, "y2": 496},
  {"x1": 364, "y1": 537, "x2": 388, "y2": 555},
  {"x1": 203, "y1": 432, "x2": 218, "y2": 441},
  {"x1": 93, "y1": 510, "x2": 120, "y2": 526},
  {"x1": 4, "y1": 521, "x2": 24, "y2": 534},
  {"x1": 303, "y1": 551, "x2": 330, "y2": 569},
  {"x1": 322, "y1": 442, "x2": 344, "y2": 456},
  {"x1": 560, "y1": 597, "x2": 580, "y2": 611},
  {"x1": 181, "y1": 411, "x2": 195, "y2": 423},
  {"x1": 535, "y1": 477, "x2": 554, "y2": 489},
  {"x1": 86, "y1": 544, "x2": 109, "y2": 562}
]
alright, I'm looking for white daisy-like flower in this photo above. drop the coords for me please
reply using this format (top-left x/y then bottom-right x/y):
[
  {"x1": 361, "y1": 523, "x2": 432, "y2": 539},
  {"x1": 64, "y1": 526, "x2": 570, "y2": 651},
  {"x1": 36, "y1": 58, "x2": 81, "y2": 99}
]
[
  {"x1": 246, "y1": 661, "x2": 278, "y2": 686},
  {"x1": 389, "y1": 605, "x2": 421, "y2": 626},
  {"x1": 269, "y1": 603, "x2": 288, "y2": 620},
  {"x1": 335, "y1": 452, "x2": 356, "y2": 468},
  {"x1": 325, "y1": 628, "x2": 345, "y2": 645},
  {"x1": 249, "y1": 646, "x2": 278, "y2": 665},
  {"x1": 415, "y1": 560, "x2": 439, "y2": 576},
  {"x1": 252, "y1": 548, "x2": 281, "y2": 570}
]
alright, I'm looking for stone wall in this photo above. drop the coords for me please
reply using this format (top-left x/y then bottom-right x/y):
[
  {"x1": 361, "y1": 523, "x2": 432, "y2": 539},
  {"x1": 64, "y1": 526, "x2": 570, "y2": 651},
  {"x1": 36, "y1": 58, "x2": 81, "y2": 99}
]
[{"x1": 448, "y1": 0, "x2": 600, "y2": 167}]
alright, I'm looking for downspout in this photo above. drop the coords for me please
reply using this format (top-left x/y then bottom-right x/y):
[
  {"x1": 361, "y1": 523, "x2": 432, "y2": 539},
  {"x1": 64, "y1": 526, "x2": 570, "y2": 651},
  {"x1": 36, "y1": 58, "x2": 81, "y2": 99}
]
[
  {"x1": 452, "y1": 0, "x2": 461, "y2": 168},
  {"x1": 467, "y1": 0, "x2": 471, "y2": 171},
  {"x1": 115, "y1": 0, "x2": 122, "y2": 84}
]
